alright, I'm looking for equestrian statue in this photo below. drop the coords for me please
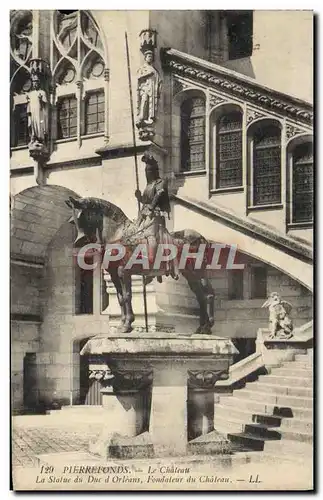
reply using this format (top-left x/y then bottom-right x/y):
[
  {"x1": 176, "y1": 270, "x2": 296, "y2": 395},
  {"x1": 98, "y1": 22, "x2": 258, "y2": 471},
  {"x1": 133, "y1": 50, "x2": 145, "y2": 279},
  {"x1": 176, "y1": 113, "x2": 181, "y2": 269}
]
[{"x1": 66, "y1": 154, "x2": 215, "y2": 334}]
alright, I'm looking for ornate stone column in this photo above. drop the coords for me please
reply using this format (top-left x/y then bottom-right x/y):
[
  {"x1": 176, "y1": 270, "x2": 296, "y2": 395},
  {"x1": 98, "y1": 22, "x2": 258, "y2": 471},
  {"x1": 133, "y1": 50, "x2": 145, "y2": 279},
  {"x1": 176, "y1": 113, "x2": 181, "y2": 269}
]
[
  {"x1": 187, "y1": 369, "x2": 229, "y2": 440},
  {"x1": 87, "y1": 359, "x2": 153, "y2": 459}
]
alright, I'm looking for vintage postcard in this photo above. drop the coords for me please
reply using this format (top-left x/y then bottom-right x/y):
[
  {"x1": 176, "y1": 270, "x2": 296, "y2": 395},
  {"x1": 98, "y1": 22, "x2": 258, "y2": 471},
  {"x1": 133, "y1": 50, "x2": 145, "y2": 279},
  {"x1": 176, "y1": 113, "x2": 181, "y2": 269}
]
[{"x1": 10, "y1": 9, "x2": 314, "y2": 491}]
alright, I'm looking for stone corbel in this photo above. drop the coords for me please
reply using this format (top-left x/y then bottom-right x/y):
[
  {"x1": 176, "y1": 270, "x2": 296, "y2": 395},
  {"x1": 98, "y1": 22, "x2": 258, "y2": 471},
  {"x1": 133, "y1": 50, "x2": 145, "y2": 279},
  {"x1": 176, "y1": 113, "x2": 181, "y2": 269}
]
[{"x1": 112, "y1": 370, "x2": 153, "y2": 392}]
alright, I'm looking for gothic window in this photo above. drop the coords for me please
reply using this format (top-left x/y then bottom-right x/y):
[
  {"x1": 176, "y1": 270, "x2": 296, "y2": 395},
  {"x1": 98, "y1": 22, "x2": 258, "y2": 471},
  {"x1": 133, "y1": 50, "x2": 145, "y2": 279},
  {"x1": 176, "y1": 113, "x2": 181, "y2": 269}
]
[
  {"x1": 57, "y1": 95, "x2": 77, "y2": 139},
  {"x1": 226, "y1": 11, "x2": 253, "y2": 60},
  {"x1": 292, "y1": 142, "x2": 313, "y2": 223},
  {"x1": 10, "y1": 10, "x2": 33, "y2": 148},
  {"x1": 252, "y1": 124, "x2": 281, "y2": 206},
  {"x1": 181, "y1": 96, "x2": 206, "y2": 172},
  {"x1": 216, "y1": 111, "x2": 243, "y2": 189},
  {"x1": 52, "y1": 10, "x2": 107, "y2": 143},
  {"x1": 85, "y1": 90, "x2": 105, "y2": 135}
]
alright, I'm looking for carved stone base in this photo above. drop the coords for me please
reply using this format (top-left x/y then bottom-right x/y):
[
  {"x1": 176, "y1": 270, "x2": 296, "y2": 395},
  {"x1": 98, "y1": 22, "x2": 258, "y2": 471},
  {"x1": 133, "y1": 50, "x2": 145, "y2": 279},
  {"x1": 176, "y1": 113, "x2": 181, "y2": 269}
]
[{"x1": 81, "y1": 333, "x2": 237, "y2": 459}]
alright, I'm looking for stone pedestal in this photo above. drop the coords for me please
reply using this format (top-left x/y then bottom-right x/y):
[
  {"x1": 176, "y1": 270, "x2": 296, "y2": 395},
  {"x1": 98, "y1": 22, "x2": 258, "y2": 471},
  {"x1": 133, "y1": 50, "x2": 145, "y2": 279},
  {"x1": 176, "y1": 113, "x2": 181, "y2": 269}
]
[
  {"x1": 256, "y1": 328, "x2": 312, "y2": 368},
  {"x1": 81, "y1": 333, "x2": 237, "y2": 459}
]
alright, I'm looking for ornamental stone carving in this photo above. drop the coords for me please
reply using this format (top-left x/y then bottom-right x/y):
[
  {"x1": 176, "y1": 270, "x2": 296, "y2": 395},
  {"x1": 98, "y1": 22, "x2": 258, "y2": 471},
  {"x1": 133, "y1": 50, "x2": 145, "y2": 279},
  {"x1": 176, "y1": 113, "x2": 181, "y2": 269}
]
[
  {"x1": 246, "y1": 107, "x2": 266, "y2": 124},
  {"x1": 286, "y1": 123, "x2": 306, "y2": 140},
  {"x1": 172, "y1": 78, "x2": 192, "y2": 96},
  {"x1": 210, "y1": 94, "x2": 226, "y2": 108},
  {"x1": 89, "y1": 367, "x2": 153, "y2": 391},
  {"x1": 136, "y1": 29, "x2": 162, "y2": 141},
  {"x1": 262, "y1": 292, "x2": 294, "y2": 339},
  {"x1": 188, "y1": 369, "x2": 229, "y2": 389},
  {"x1": 112, "y1": 370, "x2": 153, "y2": 392},
  {"x1": 162, "y1": 52, "x2": 313, "y2": 125}
]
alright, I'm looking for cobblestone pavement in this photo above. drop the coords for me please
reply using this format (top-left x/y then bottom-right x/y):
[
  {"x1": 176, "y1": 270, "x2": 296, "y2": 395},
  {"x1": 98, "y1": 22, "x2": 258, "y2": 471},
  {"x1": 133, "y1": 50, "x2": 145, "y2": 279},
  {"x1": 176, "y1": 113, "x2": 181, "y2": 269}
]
[{"x1": 12, "y1": 415, "x2": 103, "y2": 467}]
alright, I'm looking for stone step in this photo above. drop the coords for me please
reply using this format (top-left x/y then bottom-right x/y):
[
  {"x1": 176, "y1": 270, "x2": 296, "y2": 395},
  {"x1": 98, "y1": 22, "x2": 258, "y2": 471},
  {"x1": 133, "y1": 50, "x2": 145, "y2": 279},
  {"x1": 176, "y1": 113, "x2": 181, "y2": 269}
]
[
  {"x1": 270, "y1": 368, "x2": 313, "y2": 378},
  {"x1": 269, "y1": 427, "x2": 312, "y2": 444},
  {"x1": 282, "y1": 362, "x2": 313, "y2": 369},
  {"x1": 264, "y1": 438, "x2": 313, "y2": 455},
  {"x1": 244, "y1": 450, "x2": 312, "y2": 465},
  {"x1": 294, "y1": 354, "x2": 313, "y2": 362},
  {"x1": 218, "y1": 396, "x2": 313, "y2": 419},
  {"x1": 258, "y1": 374, "x2": 313, "y2": 387},
  {"x1": 233, "y1": 389, "x2": 313, "y2": 409},
  {"x1": 214, "y1": 406, "x2": 313, "y2": 433},
  {"x1": 214, "y1": 416, "x2": 312, "y2": 443},
  {"x1": 247, "y1": 381, "x2": 313, "y2": 398},
  {"x1": 225, "y1": 432, "x2": 273, "y2": 451}
]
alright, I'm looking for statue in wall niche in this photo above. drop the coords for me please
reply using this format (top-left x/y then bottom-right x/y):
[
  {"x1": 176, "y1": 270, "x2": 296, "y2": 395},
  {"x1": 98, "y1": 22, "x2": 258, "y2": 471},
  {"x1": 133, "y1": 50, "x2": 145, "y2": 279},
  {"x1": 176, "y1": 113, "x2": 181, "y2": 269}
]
[
  {"x1": 27, "y1": 59, "x2": 50, "y2": 160},
  {"x1": 262, "y1": 292, "x2": 294, "y2": 339},
  {"x1": 136, "y1": 30, "x2": 162, "y2": 141}
]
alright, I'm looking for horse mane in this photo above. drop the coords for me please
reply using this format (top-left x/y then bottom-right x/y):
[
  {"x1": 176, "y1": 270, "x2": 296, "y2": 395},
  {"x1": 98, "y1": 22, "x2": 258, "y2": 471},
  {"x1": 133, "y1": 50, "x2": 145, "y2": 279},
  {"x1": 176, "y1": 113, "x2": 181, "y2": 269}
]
[{"x1": 81, "y1": 197, "x2": 129, "y2": 224}]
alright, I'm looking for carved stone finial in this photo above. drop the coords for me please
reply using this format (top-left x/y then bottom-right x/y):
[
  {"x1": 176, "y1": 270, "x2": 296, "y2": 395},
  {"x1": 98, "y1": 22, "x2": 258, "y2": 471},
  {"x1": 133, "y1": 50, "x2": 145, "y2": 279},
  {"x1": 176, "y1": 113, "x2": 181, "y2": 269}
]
[
  {"x1": 139, "y1": 29, "x2": 157, "y2": 55},
  {"x1": 136, "y1": 30, "x2": 161, "y2": 142}
]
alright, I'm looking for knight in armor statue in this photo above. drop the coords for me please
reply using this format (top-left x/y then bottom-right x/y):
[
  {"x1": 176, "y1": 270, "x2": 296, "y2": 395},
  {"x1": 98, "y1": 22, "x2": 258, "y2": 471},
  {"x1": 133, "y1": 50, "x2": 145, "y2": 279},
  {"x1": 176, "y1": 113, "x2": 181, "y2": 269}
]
[{"x1": 134, "y1": 154, "x2": 178, "y2": 280}]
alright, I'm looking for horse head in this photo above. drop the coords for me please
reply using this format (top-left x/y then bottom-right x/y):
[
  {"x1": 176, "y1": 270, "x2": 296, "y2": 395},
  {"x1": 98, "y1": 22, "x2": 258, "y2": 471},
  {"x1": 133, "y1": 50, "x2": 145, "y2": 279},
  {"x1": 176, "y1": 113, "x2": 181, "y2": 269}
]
[{"x1": 65, "y1": 196, "x2": 104, "y2": 246}]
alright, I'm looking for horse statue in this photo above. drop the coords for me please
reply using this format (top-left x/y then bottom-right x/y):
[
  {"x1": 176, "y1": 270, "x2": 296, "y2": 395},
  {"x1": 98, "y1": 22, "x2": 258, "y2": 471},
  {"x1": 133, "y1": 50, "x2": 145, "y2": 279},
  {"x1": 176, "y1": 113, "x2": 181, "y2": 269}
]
[
  {"x1": 65, "y1": 194, "x2": 217, "y2": 334},
  {"x1": 66, "y1": 154, "x2": 217, "y2": 335}
]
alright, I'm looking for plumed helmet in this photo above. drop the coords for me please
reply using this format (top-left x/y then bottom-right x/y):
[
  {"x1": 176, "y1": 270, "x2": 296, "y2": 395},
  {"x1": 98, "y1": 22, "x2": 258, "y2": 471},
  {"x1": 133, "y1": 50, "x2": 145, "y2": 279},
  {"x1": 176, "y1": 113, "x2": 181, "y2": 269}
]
[{"x1": 141, "y1": 154, "x2": 158, "y2": 169}]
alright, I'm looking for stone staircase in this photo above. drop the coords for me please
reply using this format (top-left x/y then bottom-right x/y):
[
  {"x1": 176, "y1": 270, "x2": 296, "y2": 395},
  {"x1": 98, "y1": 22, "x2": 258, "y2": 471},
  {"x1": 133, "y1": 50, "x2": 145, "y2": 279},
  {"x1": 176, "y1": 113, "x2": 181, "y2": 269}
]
[{"x1": 214, "y1": 350, "x2": 313, "y2": 463}]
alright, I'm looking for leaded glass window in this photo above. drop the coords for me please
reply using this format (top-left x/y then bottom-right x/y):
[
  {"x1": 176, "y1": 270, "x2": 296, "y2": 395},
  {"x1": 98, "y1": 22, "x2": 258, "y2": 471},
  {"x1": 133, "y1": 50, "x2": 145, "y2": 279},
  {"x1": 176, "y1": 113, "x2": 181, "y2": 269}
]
[
  {"x1": 181, "y1": 97, "x2": 205, "y2": 172},
  {"x1": 51, "y1": 10, "x2": 107, "y2": 143},
  {"x1": 292, "y1": 143, "x2": 313, "y2": 223},
  {"x1": 57, "y1": 95, "x2": 77, "y2": 139},
  {"x1": 216, "y1": 111, "x2": 243, "y2": 188},
  {"x1": 85, "y1": 90, "x2": 105, "y2": 135},
  {"x1": 253, "y1": 124, "x2": 281, "y2": 206}
]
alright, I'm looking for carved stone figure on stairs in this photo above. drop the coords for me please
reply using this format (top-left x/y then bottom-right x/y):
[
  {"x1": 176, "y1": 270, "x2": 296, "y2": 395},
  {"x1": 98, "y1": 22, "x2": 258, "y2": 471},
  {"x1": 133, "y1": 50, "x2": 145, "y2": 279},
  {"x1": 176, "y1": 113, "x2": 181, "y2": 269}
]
[{"x1": 262, "y1": 292, "x2": 293, "y2": 339}]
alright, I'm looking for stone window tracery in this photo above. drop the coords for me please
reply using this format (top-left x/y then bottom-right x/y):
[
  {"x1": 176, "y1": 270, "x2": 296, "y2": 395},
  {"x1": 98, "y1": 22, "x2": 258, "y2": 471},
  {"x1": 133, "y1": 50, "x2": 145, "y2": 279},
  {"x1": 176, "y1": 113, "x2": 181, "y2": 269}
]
[
  {"x1": 51, "y1": 10, "x2": 108, "y2": 144},
  {"x1": 10, "y1": 10, "x2": 33, "y2": 148}
]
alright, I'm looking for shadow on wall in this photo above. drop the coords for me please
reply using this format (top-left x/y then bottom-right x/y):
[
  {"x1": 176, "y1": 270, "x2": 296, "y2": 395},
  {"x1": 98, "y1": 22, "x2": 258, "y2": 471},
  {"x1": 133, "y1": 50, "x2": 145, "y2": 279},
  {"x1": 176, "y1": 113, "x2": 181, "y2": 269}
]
[{"x1": 223, "y1": 57, "x2": 256, "y2": 80}]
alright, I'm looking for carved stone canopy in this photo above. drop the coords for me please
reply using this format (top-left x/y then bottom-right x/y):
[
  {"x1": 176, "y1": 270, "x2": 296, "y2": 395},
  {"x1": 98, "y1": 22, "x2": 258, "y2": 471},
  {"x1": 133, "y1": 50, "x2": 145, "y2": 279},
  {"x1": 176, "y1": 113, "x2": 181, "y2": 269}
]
[
  {"x1": 29, "y1": 58, "x2": 51, "y2": 92},
  {"x1": 139, "y1": 29, "x2": 157, "y2": 55}
]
